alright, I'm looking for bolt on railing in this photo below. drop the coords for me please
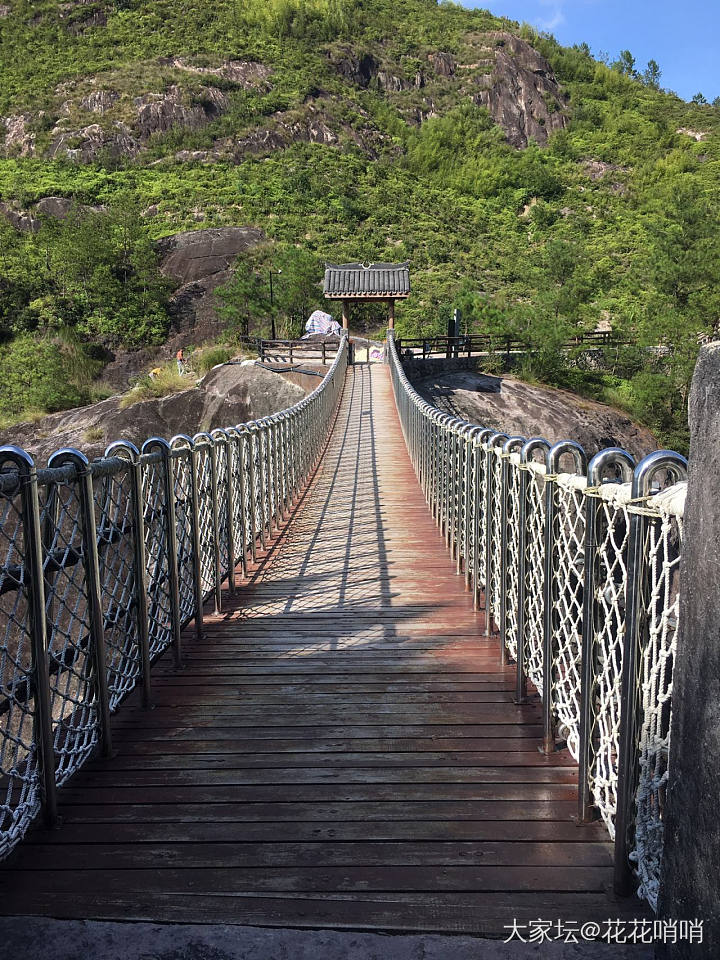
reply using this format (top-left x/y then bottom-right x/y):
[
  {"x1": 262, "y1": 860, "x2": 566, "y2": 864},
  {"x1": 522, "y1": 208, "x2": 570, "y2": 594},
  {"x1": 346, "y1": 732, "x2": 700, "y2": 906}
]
[
  {"x1": 387, "y1": 330, "x2": 687, "y2": 912},
  {"x1": 0, "y1": 336, "x2": 348, "y2": 861}
]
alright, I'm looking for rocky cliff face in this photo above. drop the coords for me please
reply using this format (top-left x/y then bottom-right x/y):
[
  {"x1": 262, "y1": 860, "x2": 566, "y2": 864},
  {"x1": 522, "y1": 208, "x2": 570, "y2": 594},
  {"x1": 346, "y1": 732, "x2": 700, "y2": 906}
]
[
  {"x1": 328, "y1": 32, "x2": 568, "y2": 147},
  {"x1": 472, "y1": 33, "x2": 568, "y2": 148},
  {"x1": 1, "y1": 28, "x2": 567, "y2": 163}
]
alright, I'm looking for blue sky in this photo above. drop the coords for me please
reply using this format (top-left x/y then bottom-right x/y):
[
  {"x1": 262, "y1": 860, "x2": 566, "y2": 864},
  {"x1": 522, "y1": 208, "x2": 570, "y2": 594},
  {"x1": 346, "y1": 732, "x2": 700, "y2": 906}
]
[{"x1": 458, "y1": 1, "x2": 718, "y2": 103}]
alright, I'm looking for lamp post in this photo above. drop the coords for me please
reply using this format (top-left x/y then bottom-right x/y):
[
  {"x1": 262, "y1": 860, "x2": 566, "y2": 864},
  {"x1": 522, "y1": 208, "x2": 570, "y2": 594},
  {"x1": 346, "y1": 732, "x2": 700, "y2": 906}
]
[{"x1": 269, "y1": 268, "x2": 282, "y2": 340}]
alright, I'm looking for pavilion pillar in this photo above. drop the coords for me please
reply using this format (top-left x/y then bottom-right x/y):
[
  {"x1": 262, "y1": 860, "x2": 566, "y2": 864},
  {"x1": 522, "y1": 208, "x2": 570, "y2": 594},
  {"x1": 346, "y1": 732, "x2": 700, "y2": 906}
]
[
  {"x1": 388, "y1": 298, "x2": 395, "y2": 330},
  {"x1": 342, "y1": 300, "x2": 350, "y2": 330}
]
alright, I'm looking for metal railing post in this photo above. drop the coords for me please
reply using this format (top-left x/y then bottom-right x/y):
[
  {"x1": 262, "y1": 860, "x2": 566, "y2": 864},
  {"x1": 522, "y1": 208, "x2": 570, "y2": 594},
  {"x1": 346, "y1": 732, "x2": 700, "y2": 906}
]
[
  {"x1": 517, "y1": 439, "x2": 550, "y2": 704},
  {"x1": 613, "y1": 450, "x2": 687, "y2": 895},
  {"x1": 472, "y1": 429, "x2": 493, "y2": 611},
  {"x1": 48, "y1": 449, "x2": 113, "y2": 758},
  {"x1": 0, "y1": 447, "x2": 58, "y2": 825},
  {"x1": 541, "y1": 441, "x2": 587, "y2": 755},
  {"x1": 171, "y1": 436, "x2": 204, "y2": 640},
  {"x1": 194, "y1": 433, "x2": 222, "y2": 615},
  {"x1": 499, "y1": 437, "x2": 525, "y2": 665},
  {"x1": 105, "y1": 441, "x2": 152, "y2": 708},
  {"x1": 212, "y1": 429, "x2": 236, "y2": 593},
  {"x1": 484, "y1": 433, "x2": 507, "y2": 636},
  {"x1": 142, "y1": 438, "x2": 183, "y2": 667}
]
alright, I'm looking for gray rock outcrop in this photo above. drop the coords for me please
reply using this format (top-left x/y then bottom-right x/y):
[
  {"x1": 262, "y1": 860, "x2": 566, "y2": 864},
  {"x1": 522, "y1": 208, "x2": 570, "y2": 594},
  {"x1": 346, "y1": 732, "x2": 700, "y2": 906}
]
[
  {"x1": 154, "y1": 225, "x2": 266, "y2": 349},
  {"x1": 472, "y1": 33, "x2": 568, "y2": 148},
  {"x1": 134, "y1": 84, "x2": 227, "y2": 138},
  {"x1": 412, "y1": 369, "x2": 657, "y2": 461},
  {"x1": 1, "y1": 115, "x2": 35, "y2": 156}
]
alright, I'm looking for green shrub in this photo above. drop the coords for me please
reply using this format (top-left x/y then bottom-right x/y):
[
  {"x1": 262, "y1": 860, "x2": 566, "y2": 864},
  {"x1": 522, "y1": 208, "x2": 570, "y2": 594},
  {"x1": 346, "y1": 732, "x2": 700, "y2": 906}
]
[
  {"x1": 119, "y1": 365, "x2": 188, "y2": 408},
  {"x1": 0, "y1": 333, "x2": 96, "y2": 419},
  {"x1": 191, "y1": 345, "x2": 233, "y2": 375}
]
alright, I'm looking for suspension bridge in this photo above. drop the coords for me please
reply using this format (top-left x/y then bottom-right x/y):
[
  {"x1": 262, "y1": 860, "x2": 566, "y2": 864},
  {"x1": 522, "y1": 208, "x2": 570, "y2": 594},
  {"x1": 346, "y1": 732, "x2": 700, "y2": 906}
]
[{"x1": 0, "y1": 333, "x2": 688, "y2": 935}]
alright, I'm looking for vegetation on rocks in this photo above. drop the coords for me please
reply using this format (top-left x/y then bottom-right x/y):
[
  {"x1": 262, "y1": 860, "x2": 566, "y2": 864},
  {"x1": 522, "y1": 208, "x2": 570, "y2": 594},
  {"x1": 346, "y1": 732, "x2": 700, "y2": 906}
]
[{"x1": 1, "y1": 0, "x2": 719, "y2": 452}]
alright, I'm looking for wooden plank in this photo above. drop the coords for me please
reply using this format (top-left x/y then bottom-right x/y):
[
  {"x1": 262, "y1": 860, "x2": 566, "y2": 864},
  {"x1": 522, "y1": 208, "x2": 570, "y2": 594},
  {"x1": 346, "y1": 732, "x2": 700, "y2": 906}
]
[
  {"x1": 0, "y1": 864, "x2": 614, "y2": 894},
  {"x1": 9, "y1": 841, "x2": 613, "y2": 870},
  {"x1": 0, "y1": 891, "x2": 651, "y2": 934},
  {"x1": 22, "y1": 820, "x2": 612, "y2": 844}
]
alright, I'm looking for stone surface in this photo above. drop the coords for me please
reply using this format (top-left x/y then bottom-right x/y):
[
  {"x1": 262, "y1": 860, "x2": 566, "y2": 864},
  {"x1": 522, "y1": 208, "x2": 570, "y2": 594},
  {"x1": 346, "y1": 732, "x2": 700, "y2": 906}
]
[
  {"x1": 166, "y1": 57, "x2": 272, "y2": 89},
  {"x1": 158, "y1": 226, "x2": 266, "y2": 286},
  {"x1": 429, "y1": 51, "x2": 457, "y2": 77},
  {"x1": 80, "y1": 88, "x2": 120, "y2": 114},
  {"x1": 35, "y1": 196, "x2": 73, "y2": 219},
  {"x1": 473, "y1": 33, "x2": 568, "y2": 148},
  {"x1": 154, "y1": 225, "x2": 266, "y2": 351},
  {"x1": 134, "y1": 84, "x2": 227, "y2": 138},
  {"x1": 409, "y1": 367, "x2": 657, "y2": 461},
  {"x1": 1, "y1": 114, "x2": 35, "y2": 156},
  {"x1": 658, "y1": 342, "x2": 720, "y2": 958},
  {"x1": 0, "y1": 360, "x2": 322, "y2": 466},
  {"x1": 0, "y1": 200, "x2": 39, "y2": 233},
  {"x1": 0, "y1": 917, "x2": 655, "y2": 959}
]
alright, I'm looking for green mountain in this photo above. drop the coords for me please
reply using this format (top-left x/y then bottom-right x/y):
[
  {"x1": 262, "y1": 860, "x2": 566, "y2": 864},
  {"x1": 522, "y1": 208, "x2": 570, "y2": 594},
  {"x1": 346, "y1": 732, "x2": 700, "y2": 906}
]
[{"x1": 1, "y1": 0, "x2": 719, "y2": 451}]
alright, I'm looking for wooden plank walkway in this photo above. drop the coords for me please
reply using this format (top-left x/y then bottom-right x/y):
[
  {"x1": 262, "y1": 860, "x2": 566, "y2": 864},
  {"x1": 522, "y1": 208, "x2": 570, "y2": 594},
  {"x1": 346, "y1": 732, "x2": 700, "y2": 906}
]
[{"x1": 0, "y1": 363, "x2": 647, "y2": 934}]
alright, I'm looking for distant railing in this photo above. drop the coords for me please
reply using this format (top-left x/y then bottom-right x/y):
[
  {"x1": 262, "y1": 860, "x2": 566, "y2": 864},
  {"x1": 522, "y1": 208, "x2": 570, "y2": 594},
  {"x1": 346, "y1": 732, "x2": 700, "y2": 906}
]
[
  {"x1": 0, "y1": 337, "x2": 348, "y2": 860},
  {"x1": 396, "y1": 331, "x2": 628, "y2": 359},
  {"x1": 387, "y1": 330, "x2": 686, "y2": 911},
  {"x1": 256, "y1": 338, "x2": 340, "y2": 364}
]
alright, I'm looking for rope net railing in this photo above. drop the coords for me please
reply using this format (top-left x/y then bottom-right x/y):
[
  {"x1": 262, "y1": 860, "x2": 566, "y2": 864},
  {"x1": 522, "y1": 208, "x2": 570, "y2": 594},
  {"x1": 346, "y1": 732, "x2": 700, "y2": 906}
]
[
  {"x1": 387, "y1": 331, "x2": 686, "y2": 912},
  {"x1": 0, "y1": 337, "x2": 348, "y2": 860}
]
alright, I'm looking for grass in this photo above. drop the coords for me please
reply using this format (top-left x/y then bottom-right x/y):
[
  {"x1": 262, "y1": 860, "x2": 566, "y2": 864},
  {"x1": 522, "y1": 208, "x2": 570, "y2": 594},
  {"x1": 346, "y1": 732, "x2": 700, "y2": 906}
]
[
  {"x1": 190, "y1": 345, "x2": 235, "y2": 375},
  {"x1": 119, "y1": 365, "x2": 188, "y2": 408},
  {"x1": 83, "y1": 426, "x2": 105, "y2": 444}
]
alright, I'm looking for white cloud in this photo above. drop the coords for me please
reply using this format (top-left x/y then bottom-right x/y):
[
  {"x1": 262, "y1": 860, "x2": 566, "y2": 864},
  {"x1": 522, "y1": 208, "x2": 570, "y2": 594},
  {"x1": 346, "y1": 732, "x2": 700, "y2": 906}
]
[{"x1": 536, "y1": 0, "x2": 565, "y2": 31}]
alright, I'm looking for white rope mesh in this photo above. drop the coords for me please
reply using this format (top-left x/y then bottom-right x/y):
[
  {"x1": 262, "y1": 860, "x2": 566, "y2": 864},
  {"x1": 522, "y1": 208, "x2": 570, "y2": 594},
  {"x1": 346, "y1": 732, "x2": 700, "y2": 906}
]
[
  {"x1": 631, "y1": 483, "x2": 686, "y2": 911},
  {"x1": 523, "y1": 467, "x2": 546, "y2": 692},
  {"x1": 489, "y1": 447, "x2": 503, "y2": 623},
  {"x1": 477, "y1": 444, "x2": 489, "y2": 589},
  {"x1": 384, "y1": 333, "x2": 689, "y2": 916},
  {"x1": 504, "y1": 456, "x2": 522, "y2": 661},
  {"x1": 588, "y1": 482, "x2": 632, "y2": 837},
  {"x1": 551, "y1": 474, "x2": 587, "y2": 760}
]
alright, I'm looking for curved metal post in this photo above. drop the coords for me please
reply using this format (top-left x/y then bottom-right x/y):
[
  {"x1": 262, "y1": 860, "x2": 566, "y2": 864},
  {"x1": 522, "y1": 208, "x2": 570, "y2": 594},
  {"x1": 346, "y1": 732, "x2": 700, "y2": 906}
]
[
  {"x1": 541, "y1": 440, "x2": 587, "y2": 754},
  {"x1": 170, "y1": 435, "x2": 204, "y2": 640},
  {"x1": 577, "y1": 448, "x2": 635, "y2": 822},
  {"x1": 142, "y1": 438, "x2": 183, "y2": 668},
  {"x1": 194, "y1": 432, "x2": 222, "y2": 616},
  {"x1": 499, "y1": 436, "x2": 525, "y2": 665},
  {"x1": 105, "y1": 441, "x2": 152, "y2": 708},
  {"x1": 48, "y1": 448, "x2": 113, "y2": 758},
  {"x1": 0, "y1": 447, "x2": 58, "y2": 826},
  {"x1": 212, "y1": 428, "x2": 236, "y2": 596},
  {"x1": 516, "y1": 438, "x2": 550, "y2": 704},
  {"x1": 484, "y1": 432, "x2": 507, "y2": 636}
]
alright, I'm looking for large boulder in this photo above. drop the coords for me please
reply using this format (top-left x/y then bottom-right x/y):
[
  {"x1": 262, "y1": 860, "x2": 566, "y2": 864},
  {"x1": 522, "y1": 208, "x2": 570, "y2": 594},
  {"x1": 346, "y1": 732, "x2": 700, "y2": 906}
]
[
  {"x1": 412, "y1": 368, "x2": 657, "y2": 461},
  {"x1": 157, "y1": 226, "x2": 265, "y2": 286},
  {"x1": 658, "y1": 343, "x2": 720, "y2": 957},
  {"x1": 156, "y1": 225, "x2": 266, "y2": 346},
  {"x1": 0, "y1": 361, "x2": 323, "y2": 466}
]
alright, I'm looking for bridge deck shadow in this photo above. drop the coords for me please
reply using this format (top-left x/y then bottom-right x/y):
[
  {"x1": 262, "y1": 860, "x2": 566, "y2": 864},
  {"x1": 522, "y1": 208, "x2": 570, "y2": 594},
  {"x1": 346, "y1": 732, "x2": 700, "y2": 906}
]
[{"x1": 0, "y1": 365, "x2": 649, "y2": 934}]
